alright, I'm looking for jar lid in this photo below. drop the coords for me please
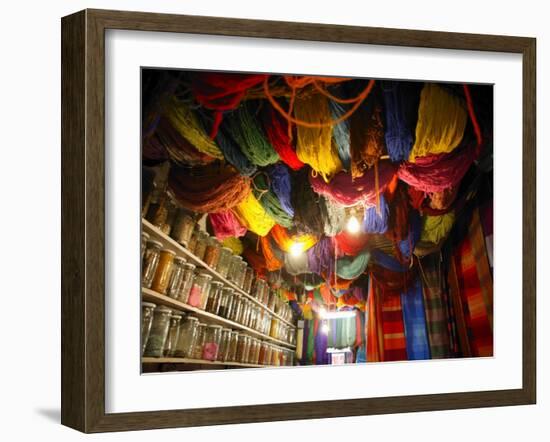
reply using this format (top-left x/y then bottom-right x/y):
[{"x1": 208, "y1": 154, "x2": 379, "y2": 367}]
[
  {"x1": 146, "y1": 239, "x2": 163, "y2": 248},
  {"x1": 141, "y1": 232, "x2": 150, "y2": 238},
  {"x1": 182, "y1": 263, "x2": 196, "y2": 270},
  {"x1": 209, "y1": 325, "x2": 223, "y2": 329},
  {"x1": 156, "y1": 305, "x2": 172, "y2": 313},
  {"x1": 141, "y1": 302, "x2": 156, "y2": 308},
  {"x1": 210, "y1": 281, "x2": 223, "y2": 287},
  {"x1": 233, "y1": 255, "x2": 243, "y2": 261},
  {"x1": 187, "y1": 316, "x2": 199, "y2": 322},
  {"x1": 174, "y1": 256, "x2": 187, "y2": 264},
  {"x1": 170, "y1": 314, "x2": 183, "y2": 319},
  {"x1": 160, "y1": 248, "x2": 176, "y2": 255},
  {"x1": 221, "y1": 247, "x2": 233, "y2": 252},
  {"x1": 197, "y1": 272, "x2": 213, "y2": 280},
  {"x1": 222, "y1": 328, "x2": 231, "y2": 332}
]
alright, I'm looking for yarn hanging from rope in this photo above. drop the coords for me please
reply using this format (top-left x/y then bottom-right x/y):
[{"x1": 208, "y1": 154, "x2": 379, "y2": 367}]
[
  {"x1": 398, "y1": 141, "x2": 478, "y2": 193},
  {"x1": 191, "y1": 72, "x2": 267, "y2": 139},
  {"x1": 164, "y1": 97, "x2": 224, "y2": 160},
  {"x1": 226, "y1": 102, "x2": 280, "y2": 167},
  {"x1": 208, "y1": 210, "x2": 247, "y2": 240},
  {"x1": 329, "y1": 100, "x2": 351, "y2": 170},
  {"x1": 386, "y1": 183, "x2": 413, "y2": 241},
  {"x1": 336, "y1": 250, "x2": 371, "y2": 280},
  {"x1": 221, "y1": 236, "x2": 244, "y2": 256},
  {"x1": 363, "y1": 194, "x2": 389, "y2": 234},
  {"x1": 144, "y1": 117, "x2": 216, "y2": 166},
  {"x1": 294, "y1": 93, "x2": 342, "y2": 182},
  {"x1": 231, "y1": 192, "x2": 276, "y2": 236},
  {"x1": 350, "y1": 92, "x2": 385, "y2": 178},
  {"x1": 319, "y1": 196, "x2": 346, "y2": 237},
  {"x1": 333, "y1": 230, "x2": 369, "y2": 257},
  {"x1": 380, "y1": 81, "x2": 422, "y2": 162},
  {"x1": 168, "y1": 162, "x2": 251, "y2": 213},
  {"x1": 396, "y1": 210, "x2": 421, "y2": 262},
  {"x1": 252, "y1": 172, "x2": 293, "y2": 228},
  {"x1": 260, "y1": 235, "x2": 284, "y2": 271},
  {"x1": 428, "y1": 185, "x2": 459, "y2": 211},
  {"x1": 267, "y1": 164, "x2": 294, "y2": 217},
  {"x1": 270, "y1": 224, "x2": 317, "y2": 253},
  {"x1": 370, "y1": 251, "x2": 410, "y2": 273},
  {"x1": 262, "y1": 105, "x2": 305, "y2": 170},
  {"x1": 307, "y1": 237, "x2": 335, "y2": 278},
  {"x1": 420, "y1": 212, "x2": 455, "y2": 244},
  {"x1": 214, "y1": 126, "x2": 258, "y2": 177},
  {"x1": 242, "y1": 246, "x2": 268, "y2": 279},
  {"x1": 409, "y1": 83, "x2": 467, "y2": 162},
  {"x1": 284, "y1": 252, "x2": 311, "y2": 276},
  {"x1": 310, "y1": 161, "x2": 397, "y2": 207},
  {"x1": 291, "y1": 168, "x2": 325, "y2": 235}
]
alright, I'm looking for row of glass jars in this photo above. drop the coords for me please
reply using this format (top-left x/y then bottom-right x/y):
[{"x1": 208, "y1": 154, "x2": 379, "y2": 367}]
[
  {"x1": 142, "y1": 236, "x2": 296, "y2": 344},
  {"x1": 141, "y1": 302, "x2": 294, "y2": 366},
  {"x1": 250, "y1": 279, "x2": 294, "y2": 323}
]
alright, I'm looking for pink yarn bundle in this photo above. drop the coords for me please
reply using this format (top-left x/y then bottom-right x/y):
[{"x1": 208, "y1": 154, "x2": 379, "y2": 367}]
[{"x1": 208, "y1": 210, "x2": 247, "y2": 240}]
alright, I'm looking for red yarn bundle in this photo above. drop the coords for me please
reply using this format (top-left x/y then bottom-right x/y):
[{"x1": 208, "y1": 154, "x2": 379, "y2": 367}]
[
  {"x1": 262, "y1": 106, "x2": 305, "y2": 170},
  {"x1": 208, "y1": 210, "x2": 247, "y2": 240},
  {"x1": 191, "y1": 73, "x2": 268, "y2": 138},
  {"x1": 333, "y1": 230, "x2": 369, "y2": 257}
]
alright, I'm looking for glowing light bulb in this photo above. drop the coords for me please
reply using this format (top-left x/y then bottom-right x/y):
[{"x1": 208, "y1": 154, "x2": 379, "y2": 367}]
[
  {"x1": 346, "y1": 215, "x2": 361, "y2": 234},
  {"x1": 321, "y1": 322, "x2": 330, "y2": 334},
  {"x1": 289, "y1": 241, "x2": 304, "y2": 257}
]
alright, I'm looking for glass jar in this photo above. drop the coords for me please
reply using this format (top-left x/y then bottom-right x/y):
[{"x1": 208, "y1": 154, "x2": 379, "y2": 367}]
[
  {"x1": 191, "y1": 323, "x2": 207, "y2": 360},
  {"x1": 248, "y1": 338, "x2": 258, "y2": 364},
  {"x1": 150, "y1": 249, "x2": 176, "y2": 294},
  {"x1": 227, "y1": 331, "x2": 239, "y2": 362},
  {"x1": 271, "y1": 346, "x2": 280, "y2": 366},
  {"x1": 170, "y1": 209, "x2": 196, "y2": 247},
  {"x1": 267, "y1": 290, "x2": 277, "y2": 311},
  {"x1": 143, "y1": 305, "x2": 172, "y2": 357},
  {"x1": 264, "y1": 343, "x2": 273, "y2": 366},
  {"x1": 203, "y1": 236, "x2": 221, "y2": 269},
  {"x1": 228, "y1": 292, "x2": 242, "y2": 323},
  {"x1": 229, "y1": 256, "x2": 244, "y2": 284},
  {"x1": 237, "y1": 261, "x2": 248, "y2": 288},
  {"x1": 146, "y1": 190, "x2": 169, "y2": 230},
  {"x1": 193, "y1": 231, "x2": 209, "y2": 261},
  {"x1": 288, "y1": 350, "x2": 294, "y2": 366},
  {"x1": 166, "y1": 256, "x2": 187, "y2": 299},
  {"x1": 141, "y1": 232, "x2": 150, "y2": 263},
  {"x1": 163, "y1": 313, "x2": 183, "y2": 357},
  {"x1": 280, "y1": 348, "x2": 288, "y2": 367},
  {"x1": 161, "y1": 199, "x2": 177, "y2": 235},
  {"x1": 235, "y1": 334, "x2": 248, "y2": 363},
  {"x1": 270, "y1": 317, "x2": 280, "y2": 339},
  {"x1": 141, "y1": 240, "x2": 162, "y2": 288},
  {"x1": 187, "y1": 271, "x2": 212, "y2": 308},
  {"x1": 202, "y1": 325, "x2": 223, "y2": 361},
  {"x1": 242, "y1": 266, "x2": 255, "y2": 294},
  {"x1": 248, "y1": 305, "x2": 258, "y2": 331},
  {"x1": 215, "y1": 247, "x2": 233, "y2": 278},
  {"x1": 141, "y1": 302, "x2": 156, "y2": 356},
  {"x1": 176, "y1": 263, "x2": 196, "y2": 303},
  {"x1": 219, "y1": 328, "x2": 232, "y2": 362},
  {"x1": 205, "y1": 281, "x2": 223, "y2": 315},
  {"x1": 218, "y1": 287, "x2": 234, "y2": 319},
  {"x1": 239, "y1": 298, "x2": 250, "y2": 326},
  {"x1": 258, "y1": 341, "x2": 268, "y2": 365},
  {"x1": 141, "y1": 168, "x2": 156, "y2": 218},
  {"x1": 187, "y1": 228, "x2": 199, "y2": 254},
  {"x1": 173, "y1": 316, "x2": 199, "y2": 358}
]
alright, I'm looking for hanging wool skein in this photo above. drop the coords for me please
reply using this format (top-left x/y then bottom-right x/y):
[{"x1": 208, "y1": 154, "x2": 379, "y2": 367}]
[
  {"x1": 267, "y1": 164, "x2": 294, "y2": 217},
  {"x1": 252, "y1": 172, "x2": 293, "y2": 228},
  {"x1": 270, "y1": 224, "x2": 318, "y2": 254},
  {"x1": 191, "y1": 72, "x2": 267, "y2": 139},
  {"x1": 329, "y1": 100, "x2": 352, "y2": 170},
  {"x1": 363, "y1": 194, "x2": 389, "y2": 234},
  {"x1": 294, "y1": 93, "x2": 342, "y2": 182},
  {"x1": 419, "y1": 212, "x2": 456, "y2": 244},
  {"x1": 336, "y1": 251, "x2": 371, "y2": 280},
  {"x1": 214, "y1": 126, "x2": 258, "y2": 177},
  {"x1": 310, "y1": 161, "x2": 397, "y2": 207},
  {"x1": 380, "y1": 81, "x2": 422, "y2": 162},
  {"x1": 333, "y1": 230, "x2": 369, "y2": 257},
  {"x1": 307, "y1": 237, "x2": 335, "y2": 278},
  {"x1": 169, "y1": 162, "x2": 251, "y2": 213},
  {"x1": 409, "y1": 83, "x2": 468, "y2": 162},
  {"x1": 226, "y1": 101, "x2": 280, "y2": 167},
  {"x1": 164, "y1": 96, "x2": 224, "y2": 160},
  {"x1": 292, "y1": 168, "x2": 325, "y2": 235},
  {"x1": 262, "y1": 105, "x2": 305, "y2": 171},
  {"x1": 208, "y1": 210, "x2": 247, "y2": 240},
  {"x1": 350, "y1": 90, "x2": 385, "y2": 179},
  {"x1": 319, "y1": 196, "x2": 346, "y2": 237},
  {"x1": 260, "y1": 235, "x2": 284, "y2": 272},
  {"x1": 222, "y1": 236, "x2": 244, "y2": 255},
  {"x1": 231, "y1": 192, "x2": 276, "y2": 237}
]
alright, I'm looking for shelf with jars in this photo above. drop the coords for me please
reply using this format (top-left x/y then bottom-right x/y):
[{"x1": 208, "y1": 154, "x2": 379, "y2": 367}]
[
  {"x1": 142, "y1": 287, "x2": 296, "y2": 349},
  {"x1": 141, "y1": 357, "x2": 264, "y2": 369},
  {"x1": 142, "y1": 218, "x2": 297, "y2": 329}
]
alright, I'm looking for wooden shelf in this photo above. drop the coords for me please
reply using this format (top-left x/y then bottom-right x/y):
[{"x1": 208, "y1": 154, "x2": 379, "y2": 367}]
[
  {"x1": 142, "y1": 357, "x2": 265, "y2": 368},
  {"x1": 142, "y1": 287, "x2": 296, "y2": 349},
  {"x1": 143, "y1": 218, "x2": 296, "y2": 328}
]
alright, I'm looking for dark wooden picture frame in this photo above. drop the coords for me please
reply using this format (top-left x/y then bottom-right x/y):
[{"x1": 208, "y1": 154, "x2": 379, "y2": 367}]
[{"x1": 61, "y1": 9, "x2": 536, "y2": 433}]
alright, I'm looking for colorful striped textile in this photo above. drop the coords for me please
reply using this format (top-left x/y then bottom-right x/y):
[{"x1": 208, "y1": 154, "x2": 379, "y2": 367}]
[
  {"x1": 366, "y1": 278, "x2": 382, "y2": 362},
  {"x1": 380, "y1": 288, "x2": 408, "y2": 361},
  {"x1": 418, "y1": 254, "x2": 451, "y2": 358},
  {"x1": 451, "y1": 208, "x2": 493, "y2": 357},
  {"x1": 401, "y1": 277, "x2": 431, "y2": 360}
]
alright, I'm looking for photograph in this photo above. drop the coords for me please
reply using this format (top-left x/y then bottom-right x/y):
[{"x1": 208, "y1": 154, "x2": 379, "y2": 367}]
[{"x1": 140, "y1": 69, "x2": 494, "y2": 373}]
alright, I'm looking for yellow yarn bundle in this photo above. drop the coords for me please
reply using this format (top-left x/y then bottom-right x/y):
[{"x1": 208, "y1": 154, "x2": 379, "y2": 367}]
[
  {"x1": 420, "y1": 212, "x2": 455, "y2": 244},
  {"x1": 409, "y1": 84, "x2": 467, "y2": 162},
  {"x1": 164, "y1": 97, "x2": 224, "y2": 160},
  {"x1": 231, "y1": 192, "x2": 276, "y2": 237},
  {"x1": 294, "y1": 93, "x2": 342, "y2": 182},
  {"x1": 221, "y1": 236, "x2": 244, "y2": 255}
]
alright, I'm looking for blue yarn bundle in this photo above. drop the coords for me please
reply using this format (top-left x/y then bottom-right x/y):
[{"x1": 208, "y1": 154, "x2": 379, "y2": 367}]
[
  {"x1": 363, "y1": 195, "x2": 389, "y2": 234},
  {"x1": 267, "y1": 163, "x2": 294, "y2": 217},
  {"x1": 398, "y1": 210, "x2": 421, "y2": 260},
  {"x1": 329, "y1": 100, "x2": 351, "y2": 170},
  {"x1": 214, "y1": 126, "x2": 257, "y2": 176}
]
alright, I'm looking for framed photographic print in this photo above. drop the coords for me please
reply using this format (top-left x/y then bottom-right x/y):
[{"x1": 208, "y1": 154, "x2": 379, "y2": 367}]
[{"x1": 61, "y1": 9, "x2": 536, "y2": 433}]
